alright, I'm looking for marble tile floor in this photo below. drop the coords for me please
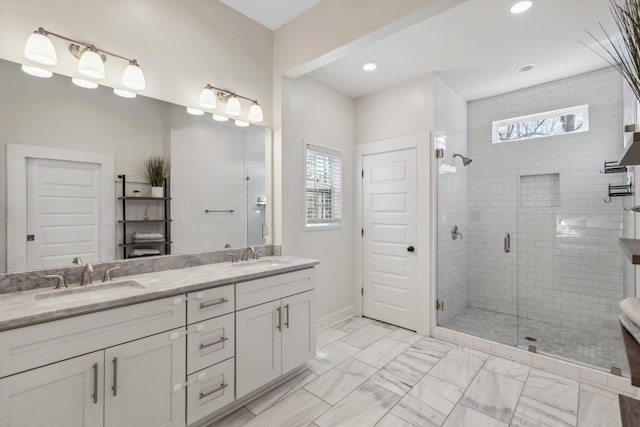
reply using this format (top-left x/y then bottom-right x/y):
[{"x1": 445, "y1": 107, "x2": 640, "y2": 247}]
[
  {"x1": 440, "y1": 306, "x2": 629, "y2": 377},
  {"x1": 209, "y1": 316, "x2": 624, "y2": 427}
]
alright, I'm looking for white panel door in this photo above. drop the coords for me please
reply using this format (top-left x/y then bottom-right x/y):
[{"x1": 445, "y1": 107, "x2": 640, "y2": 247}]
[
  {"x1": 362, "y1": 149, "x2": 418, "y2": 330},
  {"x1": 104, "y1": 330, "x2": 186, "y2": 427},
  {"x1": 281, "y1": 291, "x2": 316, "y2": 374},
  {"x1": 0, "y1": 351, "x2": 104, "y2": 427},
  {"x1": 235, "y1": 300, "x2": 282, "y2": 398},
  {"x1": 27, "y1": 158, "x2": 100, "y2": 269}
]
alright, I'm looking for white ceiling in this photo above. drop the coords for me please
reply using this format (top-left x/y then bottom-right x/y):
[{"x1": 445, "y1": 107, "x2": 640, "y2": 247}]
[
  {"x1": 306, "y1": 0, "x2": 620, "y2": 100},
  {"x1": 218, "y1": 0, "x2": 321, "y2": 30}
]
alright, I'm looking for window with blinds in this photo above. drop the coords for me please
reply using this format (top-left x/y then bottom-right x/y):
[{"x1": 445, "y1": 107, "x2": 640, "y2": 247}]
[{"x1": 305, "y1": 143, "x2": 342, "y2": 229}]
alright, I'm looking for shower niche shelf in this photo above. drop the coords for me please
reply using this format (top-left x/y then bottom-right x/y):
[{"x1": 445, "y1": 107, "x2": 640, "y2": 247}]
[{"x1": 619, "y1": 238, "x2": 640, "y2": 265}]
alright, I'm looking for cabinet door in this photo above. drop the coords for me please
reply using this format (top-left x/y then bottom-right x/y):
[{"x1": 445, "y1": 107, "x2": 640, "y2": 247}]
[
  {"x1": 104, "y1": 329, "x2": 186, "y2": 427},
  {"x1": 0, "y1": 351, "x2": 103, "y2": 427},
  {"x1": 282, "y1": 291, "x2": 316, "y2": 373},
  {"x1": 235, "y1": 300, "x2": 282, "y2": 398}
]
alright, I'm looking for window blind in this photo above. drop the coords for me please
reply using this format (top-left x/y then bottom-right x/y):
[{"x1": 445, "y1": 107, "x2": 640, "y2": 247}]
[{"x1": 305, "y1": 144, "x2": 342, "y2": 227}]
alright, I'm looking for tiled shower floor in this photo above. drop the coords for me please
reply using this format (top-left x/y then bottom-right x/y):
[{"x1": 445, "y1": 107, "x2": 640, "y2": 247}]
[{"x1": 440, "y1": 306, "x2": 629, "y2": 377}]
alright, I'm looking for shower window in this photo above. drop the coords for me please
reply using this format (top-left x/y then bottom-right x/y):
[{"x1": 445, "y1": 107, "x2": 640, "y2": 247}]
[{"x1": 492, "y1": 104, "x2": 589, "y2": 144}]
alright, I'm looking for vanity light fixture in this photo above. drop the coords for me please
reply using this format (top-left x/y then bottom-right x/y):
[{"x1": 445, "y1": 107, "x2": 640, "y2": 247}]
[
  {"x1": 114, "y1": 88, "x2": 136, "y2": 98},
  {"x1": 23, "y1": 27, "x2": 146, "y2": 90},
  {"x1": 187, "y1": 107, "x2": 205, "y2": 115},
  {"x1": 234, "y1": 120, "x2": 250, "y2": 127},
  {"x1": 72, "y1": 77, "x2": 98, "y2": 89},
  {"x1": 212, "y1": 114, "x2": 229, "y2": 122},
  {"x1": 197, "y1": 83, "x2": 264, "y2": 122},
  {"x1": 510, "y1": 1, "x2": 532, "y2": 14},
  {"x1": 21, "y1": 64, "x2": 52, "y2": 78}
]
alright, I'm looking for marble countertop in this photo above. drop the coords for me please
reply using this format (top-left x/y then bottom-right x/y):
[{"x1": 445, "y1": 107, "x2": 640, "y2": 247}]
[{"x1": 0, "y1": 256, "x2": 318, "y2": 332}]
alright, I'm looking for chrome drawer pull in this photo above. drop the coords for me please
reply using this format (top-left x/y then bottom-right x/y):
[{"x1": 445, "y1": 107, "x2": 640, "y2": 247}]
[
  {"x1": 92, "y1": 363, "x2": 99, "y2": 404},
  {"x1": 112, "y1": 357, "x2": 118, "y2": 396},
  {"x1": 199, "y1": 336, "x2": 228, "y2": 349},
  {"x1": 199, "y1": 297, "x2": 228, "y2": 309},
  {"x1": 199, "y1": 383, "x2": 228, "y2": 399}
]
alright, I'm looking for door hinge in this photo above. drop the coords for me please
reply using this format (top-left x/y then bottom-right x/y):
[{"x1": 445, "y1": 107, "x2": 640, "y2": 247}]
[
  {"x1": 435, "y1": 148, "x2": 444, "y2": 158},
  {"x1": 436, "y1": 300, "x2": 444, "y2": 311},
  {"x1": 361, "y1": 287, "x2": 364, "y2": 296},
  {"x1": 361, "y1": 228, "x2": 364, "y2": 237},
  {"x1": 361, "y1": 169, "x2": 364, "y2": 178},
  {"x1": 26, "y1": 234, "x2": 35, "y2": 241}
]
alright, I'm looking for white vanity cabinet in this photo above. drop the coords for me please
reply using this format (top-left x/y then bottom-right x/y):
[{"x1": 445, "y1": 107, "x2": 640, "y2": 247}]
[
  {"x1": 235, "y1": 269, "x2": 316, "y2": 398},
  {"x1": 0, "y1": 296, "x2": 186, "y2": 427}
]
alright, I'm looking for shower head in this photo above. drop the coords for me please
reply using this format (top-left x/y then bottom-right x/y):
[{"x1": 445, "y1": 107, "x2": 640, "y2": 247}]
[{"x1": 453, "y1": 153, "x2": 472, "y2": 166}]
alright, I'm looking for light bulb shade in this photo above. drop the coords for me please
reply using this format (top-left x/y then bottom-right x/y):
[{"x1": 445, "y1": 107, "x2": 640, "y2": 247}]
[
  {"x1": 212, "y1": 114, "x2": 229, "y2": 122},
  {"x1": 122, "y1": 63, "x2": 145, "y2": 90},
  {"x1": 24, "y1": 32, "x2": 57, "y2": 65},
  {"x1": 113, "y1": 88, "x2": 136, "y2": 98},
  {"x1": 187, "y1": 107, "x2": 204, "y2": 115},
  {"x1": 78, "y1": 49, "x2": 105, "y2": 79},
  {"x1": 72, "y1": 77, "x2": 98, "y2": 89},
  {"x1": 235, "y1": 120, "x2": 249, "y2": 127},
  {"x1": 21, "y1": 64, "x2": 52, "y2": 78},
  {"x1": 248, "y1": 103, "x2": 263, "y2": 122},
  {"x1": 199, "y1": 88, "x2": 217, "y2": 109},
  {"x1": 226, "y1": 96, "x2": 242, "y2": 116}
]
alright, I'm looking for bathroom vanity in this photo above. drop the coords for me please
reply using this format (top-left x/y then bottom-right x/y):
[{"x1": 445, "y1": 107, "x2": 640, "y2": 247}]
[{"x1": 0, "y1": 256, "x2": 317, "y2": 427}]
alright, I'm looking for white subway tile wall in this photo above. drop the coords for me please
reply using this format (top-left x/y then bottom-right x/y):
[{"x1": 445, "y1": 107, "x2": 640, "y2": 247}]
[
  {"x1": 466, "y1": 67, "x2": 630, "y2": 338},
  {"x1": 435, "y1": 75, "x2": 469, "y2": 324}
]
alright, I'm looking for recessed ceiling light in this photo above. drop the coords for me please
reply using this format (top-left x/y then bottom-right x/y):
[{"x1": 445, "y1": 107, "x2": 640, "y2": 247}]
[
  {"x1": 363, "y1": 62, "x2": 377, "y2": 72},
  {"x1": 515, "y1": 63, "x2": 536, "y2": 72},
  {"x1": 510, "y1": 1, "x2": 532, "y2": 14}
]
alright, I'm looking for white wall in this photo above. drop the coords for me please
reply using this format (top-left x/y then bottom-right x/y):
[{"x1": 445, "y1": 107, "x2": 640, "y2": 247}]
[
  {"x1": 170, "y1": 121, "x2": 249, "y2": 252},
  {"x1": 355, "y1": 74, "x2": 435, "y2": 143},
  {"x1": 281, "y1": 76, "x2": 356, "y2": 326},
  {"x1": 434, "y1": 74, "x2": 469, "y2": 324},
  {"x1": 0, "y1": 0, "x2": 273, "y2": 126},
  {"x1": 467, "y1": 67, "x2": 626, "y2": 337}
]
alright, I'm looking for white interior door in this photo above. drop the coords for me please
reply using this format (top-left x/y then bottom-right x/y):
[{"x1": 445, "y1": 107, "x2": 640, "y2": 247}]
[
  {"x1": 27, "y1": 158, "x2": 100, "y2": 269},
  {"x1": 362, "y1": 149, "x2": 418, "y2": 330}
]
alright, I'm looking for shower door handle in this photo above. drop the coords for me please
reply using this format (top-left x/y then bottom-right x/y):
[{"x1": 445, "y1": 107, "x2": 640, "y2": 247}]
[{"x1": 504, "y1": 233, "x2": 511, "y2": 254}]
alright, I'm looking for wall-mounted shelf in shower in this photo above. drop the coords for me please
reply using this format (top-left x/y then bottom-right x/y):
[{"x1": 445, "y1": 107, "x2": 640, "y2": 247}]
[
  {"x1": 619, "y1": 131, "x2": 640, "y2": 166},
  {"x1": 619, "y1": 238, "x2": 640, "y2": 265}
]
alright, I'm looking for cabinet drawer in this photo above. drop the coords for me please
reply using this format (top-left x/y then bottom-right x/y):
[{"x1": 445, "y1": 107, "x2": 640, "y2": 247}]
[
  {"x1": 235, "y1": 269, "x2": 315, "y2": 310},
  {"x1": 187, "y1": 358, "x2": 235, "y2": 426},
  {"x1": 187, "y1": 285, "x2": 234, "y2": 324},
  {"x1": 187, "y1": 313, "x2": 234, "y2": 375},
  {"x1": 0, "y1": 295, "x2": 185, "y2": 378}
]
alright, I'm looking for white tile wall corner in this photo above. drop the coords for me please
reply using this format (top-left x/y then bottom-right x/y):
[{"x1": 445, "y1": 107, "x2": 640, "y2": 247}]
[
  {"x1": 434, "y1": 74, "x2": 469, "y2": 324},
  {"x1": 245, "y1": 131, "x2": 267, "y2": 246},
  {"x1": 466, "y1": 67, "x2": 629, "y2": 337},
  {"x1": 433, "y1": 326, "x2": 639, "y2": 397}
]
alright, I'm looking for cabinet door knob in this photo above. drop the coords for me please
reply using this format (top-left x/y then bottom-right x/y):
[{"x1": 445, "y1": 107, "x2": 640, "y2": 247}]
[{"x1": 407, "y1": 245, "x2": 415, "y2": 252}]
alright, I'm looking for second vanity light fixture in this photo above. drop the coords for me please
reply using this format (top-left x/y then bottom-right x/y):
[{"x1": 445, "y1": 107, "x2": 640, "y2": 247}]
[
  {"x1": 23, "y1": 27, "x2": 146, "y2": 94},
  {"x1": 196, "y1": 84, "x2": 264, "y2": 123}
]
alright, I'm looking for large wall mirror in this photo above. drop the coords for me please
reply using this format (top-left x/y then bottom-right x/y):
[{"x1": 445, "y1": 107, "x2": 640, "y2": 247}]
[{"x1": 0, "y1": 58, "x2": 271, "y2": 273}]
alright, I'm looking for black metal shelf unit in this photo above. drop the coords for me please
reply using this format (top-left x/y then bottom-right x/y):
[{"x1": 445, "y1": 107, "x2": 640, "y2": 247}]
[{"x1": 117, "y1": 174, "x2": 171, "y2": 259}]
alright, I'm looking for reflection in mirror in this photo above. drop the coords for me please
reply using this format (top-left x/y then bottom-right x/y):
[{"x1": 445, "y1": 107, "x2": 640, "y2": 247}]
[{"x1": 0, "y1": 58, "x2": 270, "y2": 273}]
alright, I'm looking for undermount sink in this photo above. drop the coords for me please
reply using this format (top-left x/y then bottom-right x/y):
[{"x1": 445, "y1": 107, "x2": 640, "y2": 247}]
[
  {"x1": 34, "y1": 280, "x2": 145, "y2": 305},
  {"x1": 232, "y1": 258, "x2": 290, "y2": 268}
]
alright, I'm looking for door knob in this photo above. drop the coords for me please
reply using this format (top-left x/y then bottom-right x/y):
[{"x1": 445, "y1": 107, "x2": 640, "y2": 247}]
[{"x1": 407, "y1": 246, "x2": 415, "y2": 252}]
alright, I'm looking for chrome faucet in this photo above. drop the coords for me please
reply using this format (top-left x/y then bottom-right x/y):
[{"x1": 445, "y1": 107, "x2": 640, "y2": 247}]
[
  {"x1": 241, "y1": 246, "x2": 255, "y2": 261},
  {"x1": 80, "y1": 263, "x2": 94, "y2": 286},
  {"x1": 102, "y1": 266, "x2": 120, "y2": 282}
]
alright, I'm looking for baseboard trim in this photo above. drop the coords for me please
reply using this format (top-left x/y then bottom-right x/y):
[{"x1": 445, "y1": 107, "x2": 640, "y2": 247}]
[{"x1": 316, "y1": 305, "x2": 356, "y2": 330}]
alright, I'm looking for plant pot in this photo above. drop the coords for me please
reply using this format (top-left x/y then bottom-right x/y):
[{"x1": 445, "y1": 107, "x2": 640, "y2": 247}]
[{"x1": 151, "y1": 186, "x2": 164, "y2": 198}]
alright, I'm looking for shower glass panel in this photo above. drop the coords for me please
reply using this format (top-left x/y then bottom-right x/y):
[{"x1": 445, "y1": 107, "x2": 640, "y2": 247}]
[{"x1": 435, "y1": 68, "x2": 634, "y2": 376}]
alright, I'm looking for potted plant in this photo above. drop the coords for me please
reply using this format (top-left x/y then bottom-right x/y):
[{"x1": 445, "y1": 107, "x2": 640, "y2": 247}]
[{"x1": 144, "y1": 156, "x2": 169, "y2": 197}]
